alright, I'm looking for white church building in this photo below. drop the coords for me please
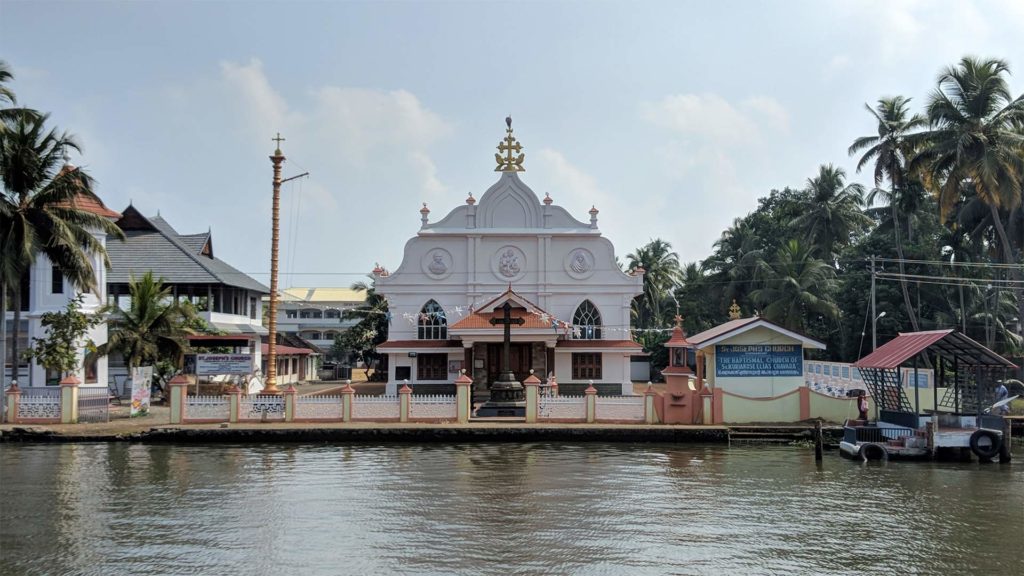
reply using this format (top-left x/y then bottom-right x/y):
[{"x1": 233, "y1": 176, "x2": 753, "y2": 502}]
[{"x1": 375, "y1": 120, "x2": 643, "y2": 397}]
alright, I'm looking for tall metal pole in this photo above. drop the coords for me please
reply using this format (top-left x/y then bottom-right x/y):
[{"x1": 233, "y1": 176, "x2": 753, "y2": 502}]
[
  {"x1": 262, "y1": 134, "x2": 286, "y2": 395},
  {"x1": 871, "y1": 255, "x2": 878, "y2": 351}
]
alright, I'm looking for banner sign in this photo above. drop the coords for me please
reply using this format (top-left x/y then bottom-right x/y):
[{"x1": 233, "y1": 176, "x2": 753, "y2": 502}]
[
  {"x1": 196, "y1": 354, "x2": 254, "y2": 376},
  {"x1": 715, "y1": 344, "x2": 803, "y2": 377},
  {"x1": 130, "y1": 365, "x2": 153, "y2": 417}
]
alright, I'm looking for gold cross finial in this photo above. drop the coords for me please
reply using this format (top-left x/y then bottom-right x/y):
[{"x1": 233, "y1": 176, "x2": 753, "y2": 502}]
[
  {"x1": 272, "y1": 132, "x2": 285, "y2": 154},
  {"x1": 674, "y1": 314, "x2": 683, "y2": 328},
  {"x1": 495, "y1": 116, "x2": 525, "y2": 172},
  {"x1": 728, "y1": 299, "x2": 742, "y2": 320}
]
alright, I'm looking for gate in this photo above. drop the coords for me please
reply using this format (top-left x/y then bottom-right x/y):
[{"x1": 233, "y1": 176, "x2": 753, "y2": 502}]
[{"x1": 78, "y1": 387, "x2": 110, "y2": 423}]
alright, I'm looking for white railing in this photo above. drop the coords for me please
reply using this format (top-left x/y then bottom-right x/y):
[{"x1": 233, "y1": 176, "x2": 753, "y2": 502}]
[
  {"x1": 295, "y1": 395, "x2": 343, "y2": 420},
  {"x1": 240, "y1": 395, "x2": 286, "y2": 421},
  {"x1": 185, "y1": 395, "x2": 230, "y2": 421},
  {"x1": 595, "y1": 395, "x2": 645, "y2": 421},
  {"x1": 409, "y1": 394, "x2": 457, "y2": 420},
  {"x1": 17, "y1": 393, "x2": 62, "y2": 420},
  {"x1": 539, "y1": 395, "x2": 586, "y2": 421},
  {"x1": 352, "y1": 395, "x2": 400, "y2": 420}
]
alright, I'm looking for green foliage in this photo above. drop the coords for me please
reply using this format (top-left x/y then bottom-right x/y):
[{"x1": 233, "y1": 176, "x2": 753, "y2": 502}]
[
  {"x1": 100, "y1": 272, "x2": 199, "y2": 370},
  {"x1": 656, "y1": 54, "x2": 1024, "y2": 367},
  {"x1": 335, "y1": 279, "x2": 389, "y2": 367},
  {"x1": 22, "y1": 295, "x2": 100, "y2": 376}
]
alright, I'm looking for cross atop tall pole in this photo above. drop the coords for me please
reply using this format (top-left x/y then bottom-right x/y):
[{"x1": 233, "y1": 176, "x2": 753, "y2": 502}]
[{"x1": 262, "y1": 136, "x2": 287, "y2": 394}]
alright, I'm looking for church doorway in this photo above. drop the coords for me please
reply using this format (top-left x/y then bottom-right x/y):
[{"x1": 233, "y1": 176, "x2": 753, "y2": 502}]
[{"x1": 486, "y1": 343, "x2": 533, "y2": 384}]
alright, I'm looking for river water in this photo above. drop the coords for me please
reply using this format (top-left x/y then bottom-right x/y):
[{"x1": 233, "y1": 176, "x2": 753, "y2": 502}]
[{"x1": 0, "y1": 442, "x2": 1020, "y2": 576}]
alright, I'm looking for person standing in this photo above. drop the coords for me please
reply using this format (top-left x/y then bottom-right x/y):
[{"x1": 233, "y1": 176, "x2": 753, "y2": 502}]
[
  {"x1": 858, "y1": 391, "x2": 870, "y2": 421},
  {"x1": 994, "y1": 382, "x2": 1010, "y2": 416}
]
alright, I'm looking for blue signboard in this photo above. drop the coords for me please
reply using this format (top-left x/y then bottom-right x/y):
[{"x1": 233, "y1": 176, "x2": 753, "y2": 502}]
[{"x1": 715, "y1": 344, "x2": 803, "y2": 377}]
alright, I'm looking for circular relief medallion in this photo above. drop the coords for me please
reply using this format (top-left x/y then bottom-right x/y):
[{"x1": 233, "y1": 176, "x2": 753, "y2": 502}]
[
  {"x1": 492, "y1": 245, "x2": 527, "y2": 282},
  {"x1": 565, "y1": 248, "x2": 596, "y2": 280},
  {"x1": 421, "y1": 248, "x2": 453, "y2": 280}
]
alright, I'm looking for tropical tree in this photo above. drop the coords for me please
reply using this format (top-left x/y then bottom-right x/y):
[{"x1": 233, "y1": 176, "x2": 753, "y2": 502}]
[
  {"x1": 1, "y1": 112, "x2": 123, "y2": 384},
  {"x1": 340, "y1": 279, "x2": 389, "y2": 379},
  {"x1": 849, "y1": 96, "x2": 928, "y2": 332},
  {"x1": 707, "y1": 217, "x2": 766, "y2": 308},
  {"x1": 749, "y1": 240, "x2": 840, "y2": 333},
  {"x1": 101, "y1": 272, "x2": 197, "y2": 373},
  {"x1": 627, "y1": 239, "x2": 683, "y2": 329},
  {"x1": 790, "y1": 164, "x2": 870, "y2": 263},
  {"x1": 22, "y1": 295, "x2": 101, "y2": 381},
  {"x1": 912, "y1": 56, "x2": 1024, "y2": 341}
]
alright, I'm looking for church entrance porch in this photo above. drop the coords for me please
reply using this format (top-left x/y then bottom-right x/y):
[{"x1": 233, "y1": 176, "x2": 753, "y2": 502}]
[{"x1": 486, "y1": 343, "x2": 532, "y2": 385}]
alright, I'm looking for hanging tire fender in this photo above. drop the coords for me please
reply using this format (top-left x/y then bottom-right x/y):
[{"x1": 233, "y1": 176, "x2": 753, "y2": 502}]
[
  {"x1": 969, "y1": 429, "x2": 1001, "y2": 460},
  {"x1": 859, "y1": 442, "x2": 888, "y2": 462}
]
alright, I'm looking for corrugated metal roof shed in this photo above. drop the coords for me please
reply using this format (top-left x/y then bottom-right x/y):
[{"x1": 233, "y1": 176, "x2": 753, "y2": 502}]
[{"x1": 853, "y1": 329, "x2": 1017, "y2": 369}]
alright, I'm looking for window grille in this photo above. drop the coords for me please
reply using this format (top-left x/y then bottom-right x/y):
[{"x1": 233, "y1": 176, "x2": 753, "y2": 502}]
[
  {"x1": 572, "y1": 301, "x2": 602, "y2": 340},
  {"x1": 418, "y1": 300, "x2": 447, "y2": 340}
]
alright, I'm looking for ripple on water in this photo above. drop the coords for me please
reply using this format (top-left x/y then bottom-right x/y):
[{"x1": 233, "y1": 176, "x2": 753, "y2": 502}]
[{"x1": 1, "y1": 442, "x2": 1021, "y2": 576}]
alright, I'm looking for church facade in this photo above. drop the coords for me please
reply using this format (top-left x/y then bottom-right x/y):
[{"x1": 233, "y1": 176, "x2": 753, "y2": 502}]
[{"x1": 375, "y1": 121, "x2": 643, "y2": 397}]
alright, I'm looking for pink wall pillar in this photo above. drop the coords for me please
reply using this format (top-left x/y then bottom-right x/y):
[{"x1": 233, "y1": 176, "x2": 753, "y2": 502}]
[
  {"x1": 584, "y1": 382, "x2": 597, "y2": 423},
  {"x1": 227, "y1": 385, "x2": 241, "y2": 423},
  {"x1": 168, "y1": 374, "x2": 189, "y2": 424},
  {"x1": 798, "y1": 386, "x2": 811, "y2": 421},
  {"x1": 5, "y1": 382, "x2": 21, "y2": 423},
  {"x1": 399, "y1": 383, "x2": 412, "y2": 423},
  {"x1": 59, "y1": 375, "x2": 80, "y2": 424},
  {"x1": 340, "y1": 383, "x2": 355, "y2": 423}
]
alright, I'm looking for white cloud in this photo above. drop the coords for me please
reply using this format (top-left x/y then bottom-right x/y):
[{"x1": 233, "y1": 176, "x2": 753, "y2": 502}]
[
  {"x1": 641, "y1": 93, "x2": 789, "y2": 146},
  {"x1": 151, "y1": 58, "x2": 455, "y2": 285},
  {"x1": 220, "y1": 59, "x2": 298, "y2": 135}
]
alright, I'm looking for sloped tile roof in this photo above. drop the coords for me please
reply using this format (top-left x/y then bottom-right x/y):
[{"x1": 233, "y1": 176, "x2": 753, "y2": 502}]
[
  {"x1": 556, "y1": 340, "x2": 642, "y2": 349},
  {"x1": 106, "y1": 206, "x2": 268, "y2": 294},
  {"x1": 450, "y1": 310, "x2": 553, "y2": 330},
  {"x1": 57, "y1": 193, "x2": 122, "y2": 219},
  {"x1": 377, "y1": 340, "x2": 463, "y2": 349}
]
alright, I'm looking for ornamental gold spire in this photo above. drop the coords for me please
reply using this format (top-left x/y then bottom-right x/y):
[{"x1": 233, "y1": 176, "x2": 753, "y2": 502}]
[
  {"x1": 728, "y1": 299, "x2": 742, "y2": 320},
  {"x1": 495, "y1": 116, "x2": 525, "y2": 172}
]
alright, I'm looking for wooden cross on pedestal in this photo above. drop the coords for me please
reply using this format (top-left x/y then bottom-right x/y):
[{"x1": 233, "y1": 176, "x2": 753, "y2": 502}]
[{"x1": 490, "y1": 301, "x2": 525, "y2": 375}]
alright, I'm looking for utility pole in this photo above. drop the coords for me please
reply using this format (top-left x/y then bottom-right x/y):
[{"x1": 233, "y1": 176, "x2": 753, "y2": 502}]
[
  {"x1": 262, "y1": 133, "x2": 308, "y2": 395},
  {"x1": 871, "y1": 256, "x2": 877, "y2": 351}
]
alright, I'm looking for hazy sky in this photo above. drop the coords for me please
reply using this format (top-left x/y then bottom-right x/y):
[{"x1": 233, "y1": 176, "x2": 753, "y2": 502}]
[{"x1": 2, "y1": 0, "x2": 1022, "y2": 288}]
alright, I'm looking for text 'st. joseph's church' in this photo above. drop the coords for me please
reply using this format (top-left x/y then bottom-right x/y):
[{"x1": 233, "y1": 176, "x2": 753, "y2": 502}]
[{"x1": 375, "y1": 119, "x2": 644, "y2": 397}]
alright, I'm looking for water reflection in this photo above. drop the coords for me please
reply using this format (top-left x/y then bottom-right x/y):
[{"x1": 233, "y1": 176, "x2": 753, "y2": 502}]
[{"x1": 0, "y1": 442, "x2": 1021, "y2": 576}]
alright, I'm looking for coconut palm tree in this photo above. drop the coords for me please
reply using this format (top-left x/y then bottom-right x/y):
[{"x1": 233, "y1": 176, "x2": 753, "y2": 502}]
[
  {"x1": 1, "y1": 112, "x2": 123, "y2": 384},
  {"x1": 627, "y1": 239, "x2": 683, "y2": 329},
  {"x1": 912, "y1": 56, "x2": 1024, "y2": 342},
  {"x1": 749, "y1": 240, "x2": 839, "y2": 332},
  {"x1": 790, "y1": 164, "x2": 870, "y2": 263},
  {"x1": 849, "y1": 97, "x2": 929, "y2": 332},
  {"x1": 101, "y1": 272, "x2": 197, "y2": 372}
]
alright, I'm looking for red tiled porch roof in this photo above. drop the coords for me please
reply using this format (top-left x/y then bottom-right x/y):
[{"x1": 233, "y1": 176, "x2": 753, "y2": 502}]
[
  {"x1": 557, "y1": 340, "x2": 642, "y2": 349},
  {"x1": 377, "y1": 340, "x2": 464, "y2": 349},
  {"x1": 450, "y1": 310, "x2": 553, "y2": 330}
]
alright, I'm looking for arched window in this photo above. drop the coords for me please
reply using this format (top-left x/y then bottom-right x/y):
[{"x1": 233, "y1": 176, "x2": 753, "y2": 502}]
[
  {"x1": 572, "y1": 300, "x2": 602, "y2": 339},
  {"x1": 325, "y1": 309, "x2": 341, "y2": 319},
  {"x1": 418, "y1": 300, "x2": 447, "y2": 340}
]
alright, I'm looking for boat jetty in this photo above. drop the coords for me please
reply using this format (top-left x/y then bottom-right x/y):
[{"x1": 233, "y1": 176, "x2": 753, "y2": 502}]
[{"x1": 840, "y1": 329, "x2": 1016, "y2": 462}]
